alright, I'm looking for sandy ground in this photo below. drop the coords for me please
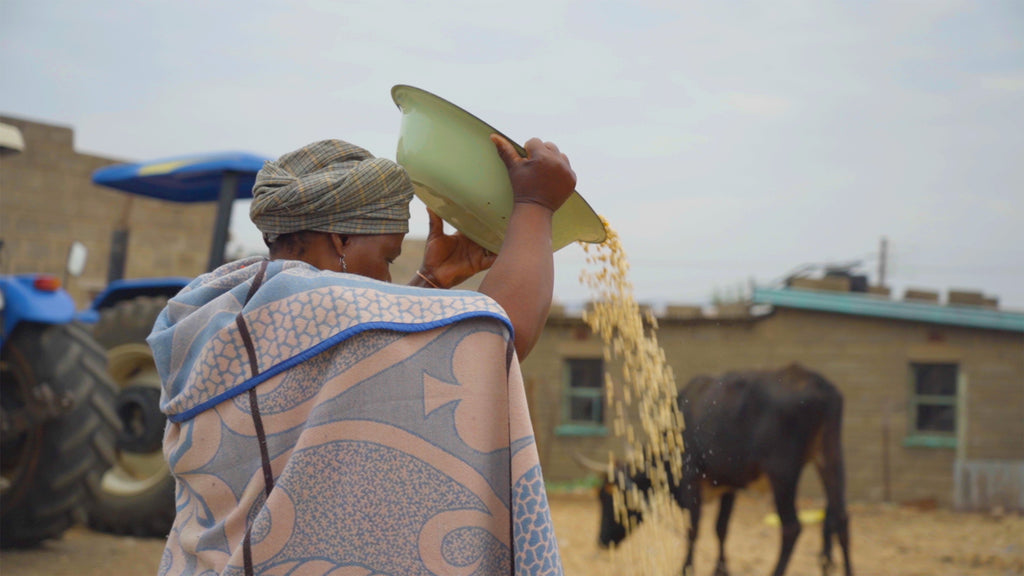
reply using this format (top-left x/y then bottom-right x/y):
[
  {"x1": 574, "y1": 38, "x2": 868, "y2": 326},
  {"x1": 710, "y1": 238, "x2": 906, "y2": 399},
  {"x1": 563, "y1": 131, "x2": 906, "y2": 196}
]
[
  {"x1": 551, "y1": 491, "x2": 1024, "y2": 576},
  {"x1": 2, "y1": 492, "x2": 1021, "y2": 576}
]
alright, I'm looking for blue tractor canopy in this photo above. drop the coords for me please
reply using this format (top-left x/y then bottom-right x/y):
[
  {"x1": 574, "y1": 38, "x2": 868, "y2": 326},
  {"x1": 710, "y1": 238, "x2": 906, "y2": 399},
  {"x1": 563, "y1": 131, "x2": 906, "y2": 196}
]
[
  {"x1": 92, "y1": 151, "x2": 271, "y2": 272},
  {"x1": 91, "y1": 151, "x2": 268, "y2": 203}
]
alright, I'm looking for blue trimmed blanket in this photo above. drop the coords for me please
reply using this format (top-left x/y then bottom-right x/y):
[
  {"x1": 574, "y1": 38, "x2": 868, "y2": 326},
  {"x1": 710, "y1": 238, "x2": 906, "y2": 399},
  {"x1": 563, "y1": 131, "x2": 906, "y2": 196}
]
[{"x1": 149, "y1": 257, "x2": 563, "y2": 576}]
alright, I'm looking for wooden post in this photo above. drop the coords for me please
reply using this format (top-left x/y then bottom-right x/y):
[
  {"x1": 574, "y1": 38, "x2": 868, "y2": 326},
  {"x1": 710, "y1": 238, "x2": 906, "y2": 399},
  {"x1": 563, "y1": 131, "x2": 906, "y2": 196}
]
[
  {"x1": 954, "y1": 372, "x2": 969, "y2": 509},
  {"x1": 882, "y1": 400, "x2": 892, "y2": 503}
]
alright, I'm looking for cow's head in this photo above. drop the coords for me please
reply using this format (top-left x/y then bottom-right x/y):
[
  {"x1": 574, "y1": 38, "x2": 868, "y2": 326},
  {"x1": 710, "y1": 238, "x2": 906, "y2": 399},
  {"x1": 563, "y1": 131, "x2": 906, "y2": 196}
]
[{"x1": 575, "y1": 453, "x2": 652, "y2": 548}]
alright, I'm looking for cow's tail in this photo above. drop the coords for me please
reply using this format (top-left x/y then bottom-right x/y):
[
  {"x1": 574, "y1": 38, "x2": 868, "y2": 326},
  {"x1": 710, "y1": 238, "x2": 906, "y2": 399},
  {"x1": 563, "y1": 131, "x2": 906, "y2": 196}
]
[
  {"x1": 818, "y1": 381, "x2": 852, "y2": 575},
  {"x1": 820, "y1": 387, "x2": 845, "y2": 505}
]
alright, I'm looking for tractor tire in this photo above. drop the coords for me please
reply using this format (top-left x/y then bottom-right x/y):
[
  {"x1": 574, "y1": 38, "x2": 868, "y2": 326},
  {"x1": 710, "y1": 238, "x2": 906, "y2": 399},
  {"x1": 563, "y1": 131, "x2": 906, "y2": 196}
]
[
  {"x1": 87, "y1": 296, "x2": 176, "y2": 537},
  {"x1": 0, "y1": 322, "x2": 119, "y2": 548},
  {"x1": 91, "y1": 295, "x2": 169, "y2": 351}
]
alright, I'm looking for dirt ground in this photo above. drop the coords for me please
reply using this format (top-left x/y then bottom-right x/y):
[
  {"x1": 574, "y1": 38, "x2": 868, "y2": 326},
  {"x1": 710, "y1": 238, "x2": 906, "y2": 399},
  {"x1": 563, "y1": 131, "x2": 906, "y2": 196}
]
[
  {"x1": 2, "y1": 492, "x2": 1021, "y2": 576},
  {"x1": 551, "y1": 491, "x2": 1024, "y2": 576}
]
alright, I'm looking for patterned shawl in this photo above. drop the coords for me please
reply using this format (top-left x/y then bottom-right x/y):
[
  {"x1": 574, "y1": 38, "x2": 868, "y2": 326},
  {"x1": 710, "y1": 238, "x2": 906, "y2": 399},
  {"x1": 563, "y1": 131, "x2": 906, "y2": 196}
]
[{"x1": 148, "y1": 257, "x2": 563, "y2": 576}]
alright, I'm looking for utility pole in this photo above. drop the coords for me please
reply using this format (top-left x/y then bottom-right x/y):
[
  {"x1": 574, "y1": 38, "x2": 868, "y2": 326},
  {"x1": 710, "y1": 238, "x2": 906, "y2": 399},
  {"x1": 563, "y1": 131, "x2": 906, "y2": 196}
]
[{"x1": 878, "y1": 236, "x2": 888, "y2": 287}]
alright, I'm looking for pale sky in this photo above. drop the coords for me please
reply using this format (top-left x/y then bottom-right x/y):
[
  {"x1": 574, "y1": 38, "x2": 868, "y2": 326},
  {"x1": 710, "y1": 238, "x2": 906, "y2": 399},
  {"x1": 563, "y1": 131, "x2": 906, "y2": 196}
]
[{"x1": 3, "y1": 0, "x2": 1022, "y2": 309}]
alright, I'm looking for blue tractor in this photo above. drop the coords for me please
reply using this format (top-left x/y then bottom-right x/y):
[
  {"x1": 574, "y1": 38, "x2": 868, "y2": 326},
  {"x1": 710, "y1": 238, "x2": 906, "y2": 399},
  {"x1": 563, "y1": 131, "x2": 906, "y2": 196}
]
[
  {"x1": 0, "y1": 250, "x2": 121, "y2": 548},
  {"x1": 0, "y1": 125, "x2": 120, "y2": 548},
  {"x1": 83, "y1": 151, "x2": 268, "y2": 537}
]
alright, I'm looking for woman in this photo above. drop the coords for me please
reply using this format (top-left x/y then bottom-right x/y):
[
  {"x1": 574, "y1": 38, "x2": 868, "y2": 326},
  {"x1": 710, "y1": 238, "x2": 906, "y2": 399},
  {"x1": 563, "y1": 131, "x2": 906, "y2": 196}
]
[{"x1": 150, "y1": 135, "x2": 575, "y2": 575}]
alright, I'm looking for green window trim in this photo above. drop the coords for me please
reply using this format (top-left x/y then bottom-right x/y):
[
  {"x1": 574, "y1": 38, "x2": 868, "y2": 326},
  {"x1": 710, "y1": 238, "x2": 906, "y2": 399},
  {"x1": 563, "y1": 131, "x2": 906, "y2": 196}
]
[
  {"x1": 902, "y1": 435, "x2": 957, "y2": 449},
  {"x1": 555, "y1": 424, "x2": 609, "y2": 437},
  {"x1": 914, "y1": 394, "x2": 956, "y2": 406}
]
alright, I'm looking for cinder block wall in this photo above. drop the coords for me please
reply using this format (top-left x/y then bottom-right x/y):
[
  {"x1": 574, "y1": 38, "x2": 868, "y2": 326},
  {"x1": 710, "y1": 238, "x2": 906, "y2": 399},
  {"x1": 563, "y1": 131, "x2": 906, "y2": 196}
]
[
  {"x1": 524, "y1": 307, "x2": 1024, "y2": 506},
  {"x1": 0, "y1": 116, "x2": 217, "y2": 307}
]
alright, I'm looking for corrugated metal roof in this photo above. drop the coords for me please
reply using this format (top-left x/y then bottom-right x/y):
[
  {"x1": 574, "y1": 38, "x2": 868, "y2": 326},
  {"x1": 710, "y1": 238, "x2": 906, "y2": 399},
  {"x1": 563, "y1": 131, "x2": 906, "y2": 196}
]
[{"x1": 752, "y1": 287, "x2": 1024, "y2": 333}]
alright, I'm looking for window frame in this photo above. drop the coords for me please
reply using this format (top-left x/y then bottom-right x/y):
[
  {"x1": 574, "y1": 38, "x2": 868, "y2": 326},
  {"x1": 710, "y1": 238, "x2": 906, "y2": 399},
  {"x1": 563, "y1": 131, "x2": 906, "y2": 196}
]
[
  {"x1": 904, "y1": 362, "x2": 960, "y2": 449},
  {"x1": 555, "y1": 356, "x2": 608, "y2": 437}
]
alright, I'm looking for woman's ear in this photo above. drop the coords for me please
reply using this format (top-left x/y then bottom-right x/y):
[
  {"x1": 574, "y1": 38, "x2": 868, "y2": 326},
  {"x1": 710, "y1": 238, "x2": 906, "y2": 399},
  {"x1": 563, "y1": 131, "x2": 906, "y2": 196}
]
[{"x1": 329, "y1": 233, "x2": 348, "y2": 255}]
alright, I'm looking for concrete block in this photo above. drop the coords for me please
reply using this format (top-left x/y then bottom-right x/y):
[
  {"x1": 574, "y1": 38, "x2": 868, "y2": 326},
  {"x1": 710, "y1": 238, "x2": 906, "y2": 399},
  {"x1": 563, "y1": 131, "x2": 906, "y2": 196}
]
[
  {"x1": 790, "y1": 276, "x2": 851, "y2": 292},
  {"x1": 664, "y1": 305, "x2": 703, "y2": 319},
  {"x1": 948, "y1": 290, "x2": 986, "y2": 307},
  {"x1": 868, "y1": 285, "x2": 891, "y2": 297},
  {"x1": 715, "y1": 302, "x2": 750, "y2": 318},
  {"x1": 905, "y1": 288, "x2": 940, "y2": 303}
]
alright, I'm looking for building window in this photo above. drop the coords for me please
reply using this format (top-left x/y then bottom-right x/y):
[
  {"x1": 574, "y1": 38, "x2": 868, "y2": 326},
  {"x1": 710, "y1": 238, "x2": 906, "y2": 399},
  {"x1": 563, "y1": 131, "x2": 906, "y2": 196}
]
[
  {"x1": 556, "y1": 357, "x2": 606, "y2": 436},
  {"x1": 909, "y1": 363, "x2": 958, "y2": 436}
]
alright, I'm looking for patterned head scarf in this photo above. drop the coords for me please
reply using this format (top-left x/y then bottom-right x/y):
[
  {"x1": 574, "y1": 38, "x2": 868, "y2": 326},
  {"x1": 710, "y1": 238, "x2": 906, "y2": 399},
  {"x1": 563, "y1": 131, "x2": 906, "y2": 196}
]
[{"x1": 250, "y1": 140, "x2": 415, "y2": 241}]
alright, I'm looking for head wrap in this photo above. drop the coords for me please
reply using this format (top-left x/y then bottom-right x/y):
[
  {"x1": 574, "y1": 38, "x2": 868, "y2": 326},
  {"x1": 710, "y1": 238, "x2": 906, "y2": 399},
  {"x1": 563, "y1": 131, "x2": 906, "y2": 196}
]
[{"x1": 250, "y1": 139, "x2": 415, "y2": 241}]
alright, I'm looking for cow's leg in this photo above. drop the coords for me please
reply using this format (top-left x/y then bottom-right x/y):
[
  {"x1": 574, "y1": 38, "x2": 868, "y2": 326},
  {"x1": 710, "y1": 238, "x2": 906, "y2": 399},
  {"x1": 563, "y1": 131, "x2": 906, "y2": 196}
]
[
  {"x1": 814, "y1": 461, "x2": 836, "y2": 574},
  {"x1": 678, "y1": 479, "x2": 702, "y2": 576},
  {"x1": 713, "y1": 491, "x2": 736, "y2": 576},
  {"x1": 818, "y1": 413, "x2": 853, "y2": 576},
  {"x1": 769, "y1": 473, "x2": 802, "y2": 576}
]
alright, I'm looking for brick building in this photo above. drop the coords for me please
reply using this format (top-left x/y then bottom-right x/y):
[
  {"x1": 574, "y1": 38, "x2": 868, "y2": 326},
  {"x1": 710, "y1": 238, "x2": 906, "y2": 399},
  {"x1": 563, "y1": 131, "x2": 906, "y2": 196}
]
[
  {"x1": 523, "y1": 280, "x2": 1024, "y2": 510},
  {"x1": 0, "y1": 116, "x2": 218, "y2": 307}
]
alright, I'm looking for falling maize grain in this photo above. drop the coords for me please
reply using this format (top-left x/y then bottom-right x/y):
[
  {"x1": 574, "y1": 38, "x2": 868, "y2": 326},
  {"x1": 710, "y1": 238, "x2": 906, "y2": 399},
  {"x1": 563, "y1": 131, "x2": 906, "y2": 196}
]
[{"x1": 579, "y1": 217, "x2": 687, "y2": 575}]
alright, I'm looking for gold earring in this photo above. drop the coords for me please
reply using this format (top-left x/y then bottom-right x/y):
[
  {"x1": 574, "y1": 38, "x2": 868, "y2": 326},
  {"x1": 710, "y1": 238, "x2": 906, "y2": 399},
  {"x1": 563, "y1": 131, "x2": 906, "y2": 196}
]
[{"x1": 339, "y1": 254, "x2": 347, "y2": 273}]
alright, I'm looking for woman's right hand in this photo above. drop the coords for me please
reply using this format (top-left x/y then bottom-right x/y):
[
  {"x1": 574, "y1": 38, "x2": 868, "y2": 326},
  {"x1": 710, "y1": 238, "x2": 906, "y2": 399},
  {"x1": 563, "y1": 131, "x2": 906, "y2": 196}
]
[
  {"x1": 490, "y1": 134, "x2": 576, "y2": 213},
  {"x1": 479, "y1": 134, "x2": 579, "y2": 361}
]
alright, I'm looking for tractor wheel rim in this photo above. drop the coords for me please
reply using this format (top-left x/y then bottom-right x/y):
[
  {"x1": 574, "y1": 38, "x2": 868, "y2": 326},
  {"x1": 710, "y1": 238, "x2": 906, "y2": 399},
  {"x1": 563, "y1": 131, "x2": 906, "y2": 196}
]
[
  {"x1": 107, "y1": 343, "x2": 161, "y2": 388},
  {"x1": 100, "y1": 451, "x2": 169, "y2": 496},
  {"x1": 102, "y1": 343, "x2": 168, "y2": 496}
]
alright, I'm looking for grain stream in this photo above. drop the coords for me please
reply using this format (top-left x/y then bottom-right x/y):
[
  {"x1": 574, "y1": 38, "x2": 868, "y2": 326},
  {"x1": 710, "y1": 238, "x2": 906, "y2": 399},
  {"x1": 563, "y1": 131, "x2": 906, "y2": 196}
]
[{"x1": 579, "y1": 218, "x2": 686, "y2": 574}]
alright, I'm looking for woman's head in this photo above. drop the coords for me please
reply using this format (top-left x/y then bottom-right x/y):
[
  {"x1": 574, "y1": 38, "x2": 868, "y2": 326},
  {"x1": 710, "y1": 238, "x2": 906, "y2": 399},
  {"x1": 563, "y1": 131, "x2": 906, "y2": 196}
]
[
  {"x1": 250, "y1": 139, "x2": 415, "y2": 278},
  {"x1": 268, "y1": 230, "x2": 404, "y2": 282}
]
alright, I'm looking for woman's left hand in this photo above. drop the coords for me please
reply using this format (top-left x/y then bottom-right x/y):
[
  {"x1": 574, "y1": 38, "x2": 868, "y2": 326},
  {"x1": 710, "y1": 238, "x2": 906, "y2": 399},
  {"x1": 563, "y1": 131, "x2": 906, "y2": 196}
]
[{"x1": 418, "y1": 209, "x2": 497, "y2": 288}]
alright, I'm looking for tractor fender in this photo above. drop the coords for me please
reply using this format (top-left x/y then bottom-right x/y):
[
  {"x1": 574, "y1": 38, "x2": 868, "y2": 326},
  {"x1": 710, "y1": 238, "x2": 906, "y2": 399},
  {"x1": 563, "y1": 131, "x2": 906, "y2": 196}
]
[
  {"x1": 0, "y1": 275, "x2": 76, "y2": 345},
  {"x1": 87, "y1": 277, "x2": 191, "y2": 314}
]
